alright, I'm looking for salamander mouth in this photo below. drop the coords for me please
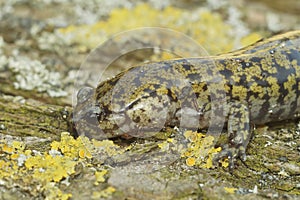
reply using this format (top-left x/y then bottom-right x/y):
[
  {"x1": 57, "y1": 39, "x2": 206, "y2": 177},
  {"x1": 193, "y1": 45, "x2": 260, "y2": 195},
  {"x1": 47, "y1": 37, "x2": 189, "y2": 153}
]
[
  {"x1": 70, "y1": 106, "x2": 100, "y2": 137},
  {"x1": 73, "y1": 86, "x2": 100, "y2": 124},
  {"x1": 68, "y1": 112, "x2": 79, "y2": 138},
  {"x1": 72, "y1": 86, "x2": 106, "y2": 139}
]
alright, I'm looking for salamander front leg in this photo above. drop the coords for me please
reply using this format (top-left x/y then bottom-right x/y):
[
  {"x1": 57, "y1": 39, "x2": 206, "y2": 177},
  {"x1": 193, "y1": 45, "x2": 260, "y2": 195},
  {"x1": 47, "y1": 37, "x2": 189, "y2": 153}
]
[{"x1": 215, "y1": 102, "x2": 251, "y2": 170}]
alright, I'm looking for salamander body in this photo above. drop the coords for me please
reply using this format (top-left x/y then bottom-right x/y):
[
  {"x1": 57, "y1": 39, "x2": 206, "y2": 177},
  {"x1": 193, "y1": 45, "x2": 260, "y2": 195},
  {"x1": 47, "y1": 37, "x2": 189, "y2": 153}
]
[{"x1": 73, "y1": 30, "x2": 300, "y2": 165}]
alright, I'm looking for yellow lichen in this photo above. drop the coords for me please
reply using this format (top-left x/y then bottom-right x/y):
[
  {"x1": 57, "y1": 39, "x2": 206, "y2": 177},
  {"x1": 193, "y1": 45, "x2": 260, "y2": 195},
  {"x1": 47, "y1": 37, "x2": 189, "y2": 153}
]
[
  {"x1": 2, "y1": 144, "x2": 14, "y2": 153},
  {"x1": 58, "y1": 4, "x2": 261, "y2": 56},
  {"x1": 12, "y1": 141, "x2": 26, "y2": 151},
  {"x1": 50, "y1": 140, "x2": 60, "y2": 150},
  {"x1": 92, "y1": 186, "x2": 116, "y2": 199},
  {"x1": 0, "y1": 160, "x2": 12, "y2": 178},
  {"x1": 78, "y1": 149, "x2": 86, "y2": 158},
  {"x1": 181, "y1": 130, "x2": 227, "y2": 169},
  {"x1": 25, "y1": 153, "x2": 76, "y2": 182},
  {"x1": 50, "y1": 132, "x2": 92, "y2": 159},
  {"x1": 10, "y1": 153, "x2": 19, "y2": 160},
  {"x1": 157, "y1": 136, "x2": 180, "y2": 153},
  {"x1": 43, "y1": 183, "x2": 72, "y2": 200},
  {"x1": 240, "y1": 33, "x2": 262, "y2": 47},
  {"x1": 167, "y1": 138, "x2": 174, "y2": 143},
  {"x1": 94, "y1": 170, "x2": 108, "y2": 185},
  {"x1": 266, "y1": 76, "x2": 280, "y2": 96},
  {"x1": 92, "y1": 139, "x2": 130, "y2": 156},
  {"x1": 157, "y1": 140, "x2": 170, "y2": 151},
  {"x1": 224, "y1": 187, "x2": 237, "y2": 194},
  {"x1": 221, "y1": 158, "x2": 229, "y2": 168},
  {"x1": 0, "y1": 132, "x2": 121, "y2": 199},
  {"x1": 186, "y1": 157, "x2": 196, "y2": 167},
  {"x1": 249, "y1": 82, "x2": 264, "y2": 95},
  {"x1": 284, "y1": 74, "x2": 296, "y2": 92}
]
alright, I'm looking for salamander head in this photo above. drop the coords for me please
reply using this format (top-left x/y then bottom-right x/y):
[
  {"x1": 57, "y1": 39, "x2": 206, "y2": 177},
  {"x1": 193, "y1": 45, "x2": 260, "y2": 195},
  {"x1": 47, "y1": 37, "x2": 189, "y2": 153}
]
[
  {"x1": 71, "y1": 86, "x2": 120, "y2": 139},
  {"x1": 71, "y1": 61, "x2": 215, "y2": 140},
  {"x1": 72, "y1": 81, "x2": 182, "y2": 140}
]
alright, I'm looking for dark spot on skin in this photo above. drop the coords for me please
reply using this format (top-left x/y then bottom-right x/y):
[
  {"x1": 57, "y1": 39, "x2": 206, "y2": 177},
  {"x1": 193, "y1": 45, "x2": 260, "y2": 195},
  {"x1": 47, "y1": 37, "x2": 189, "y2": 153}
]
[
  {"x1": 187, "y1": 73, "x2": 200, "y2": 80},
  {"x1": 167, "y1": 89, "x2": 178, "y2": 102},
  {"x1": 134, "y1": 116, "x2": 141, "y2": 123},
  {"x1": 238, "y1": 74, "x2": 247, "y2": 85},
  {"x1": 182, "y1": 63, "x2": 191, "y2": 71},
  {"x1": 201, "y1": 84, "x2": 208, "y2": 91},
  {"x1": 257, "y1": 100, "x2": 270, "y2": 120},
  {"x1": 206, "y1": 68, "x2": 213, "y2": 75},
  {"x1": 219, "y1": 68, "x2": 234, "y2": 79},
  {"x1": 249, "y1": 56, "x2": 262, "y2": 64},
  {"x1": 289, "y1": 49, "x2": 300, "y2": 65}
]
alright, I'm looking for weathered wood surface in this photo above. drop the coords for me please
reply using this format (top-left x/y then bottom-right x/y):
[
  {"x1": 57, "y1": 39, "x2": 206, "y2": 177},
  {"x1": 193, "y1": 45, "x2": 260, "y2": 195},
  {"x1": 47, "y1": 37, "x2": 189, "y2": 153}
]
[{"x1": 0, "y1": 94, "x2": 71, "y2": 140}]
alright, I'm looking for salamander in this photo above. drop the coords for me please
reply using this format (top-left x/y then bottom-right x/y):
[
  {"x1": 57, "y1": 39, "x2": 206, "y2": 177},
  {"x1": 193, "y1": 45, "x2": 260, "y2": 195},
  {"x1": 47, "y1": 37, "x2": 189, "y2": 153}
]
[{"x1": 72, "y1": 30, "x2": 300, "y2": 168}]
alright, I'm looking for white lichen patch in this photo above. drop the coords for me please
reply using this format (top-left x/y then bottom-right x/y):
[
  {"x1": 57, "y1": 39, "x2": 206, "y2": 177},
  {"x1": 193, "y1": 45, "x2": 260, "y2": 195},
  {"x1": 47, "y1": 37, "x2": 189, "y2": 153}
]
[
  {"x1": 147, "y1": 0, "x2": 171, "y2": 9},
  {"x1": 8, "y1": 56, "x2": 67, "y2": 97},
  {"x1": 0, "y1": 1, "x2": 14, "y2": 20},
  {"x1": 39, "y1": 0, "x2": 135, "y2": 25},
  {"x1": 71, "y1": 0, "x2": 134, "y2": 24},
  {"x1": 37, "y1": 31, "x2": 71, "y2": 52},
  {"x1": 0, "y1": 36, "x2": 8, "y2": 70},
  {"x1": 0, "y1": 36, "x2": 4, "y2": 50},
  {"x1": 17, "y1": 153, "x2": 27, "y2": 166},
  {"x1": 0, "y1": 55, "x2": 7, "y2": 70},
  {"x1": 207, "y1": 0, "x2": 251, "y2": 49}
]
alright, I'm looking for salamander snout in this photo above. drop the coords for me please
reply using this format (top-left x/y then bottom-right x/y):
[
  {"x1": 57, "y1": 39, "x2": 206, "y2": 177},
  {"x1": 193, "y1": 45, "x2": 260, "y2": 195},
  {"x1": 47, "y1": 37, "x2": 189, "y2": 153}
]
[{"x1": 71, "y1": 87, "x2": 105, "y2": 139}]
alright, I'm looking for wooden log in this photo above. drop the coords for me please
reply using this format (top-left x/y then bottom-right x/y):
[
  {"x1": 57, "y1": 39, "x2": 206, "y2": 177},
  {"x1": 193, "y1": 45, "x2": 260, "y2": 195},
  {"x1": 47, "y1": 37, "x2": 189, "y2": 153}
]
[{"x1": 0, "y1": 95, "x2": 72, "y2": 141}]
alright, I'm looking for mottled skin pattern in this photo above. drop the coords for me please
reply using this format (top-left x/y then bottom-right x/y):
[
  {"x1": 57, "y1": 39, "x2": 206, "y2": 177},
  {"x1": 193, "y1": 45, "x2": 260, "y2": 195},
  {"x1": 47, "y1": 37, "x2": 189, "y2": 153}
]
[{"x1": 73, "y1": 30, "x2": 300, "y2": 167}]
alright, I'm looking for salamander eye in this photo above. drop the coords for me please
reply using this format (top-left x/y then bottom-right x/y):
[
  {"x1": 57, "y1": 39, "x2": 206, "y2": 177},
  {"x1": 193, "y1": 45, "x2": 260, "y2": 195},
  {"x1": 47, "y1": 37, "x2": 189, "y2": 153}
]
[{"x1": 77, "y1": 86, "x2": 94, "y2": 104}]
